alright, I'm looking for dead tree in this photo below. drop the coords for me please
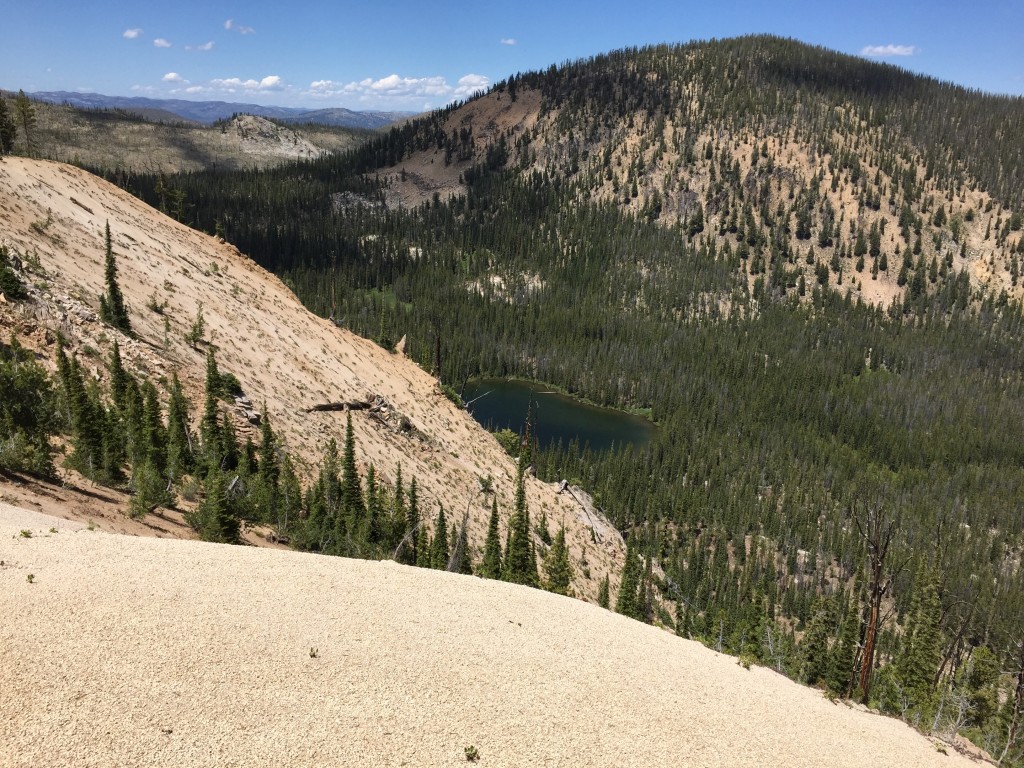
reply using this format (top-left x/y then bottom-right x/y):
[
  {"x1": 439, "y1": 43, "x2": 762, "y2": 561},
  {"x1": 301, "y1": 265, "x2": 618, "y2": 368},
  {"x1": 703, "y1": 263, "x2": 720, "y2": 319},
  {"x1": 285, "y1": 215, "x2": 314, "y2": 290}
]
[{"x1": 855, "y1": 500, "x2": 901, "y2": 704}]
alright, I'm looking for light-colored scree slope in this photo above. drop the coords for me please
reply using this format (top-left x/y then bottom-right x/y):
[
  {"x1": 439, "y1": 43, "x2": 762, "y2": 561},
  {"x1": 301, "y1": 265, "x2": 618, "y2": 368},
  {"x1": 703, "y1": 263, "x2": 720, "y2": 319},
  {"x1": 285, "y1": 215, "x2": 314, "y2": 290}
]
[{"x1": 1, "y1": 508, "x2": 973, "y2": 768}]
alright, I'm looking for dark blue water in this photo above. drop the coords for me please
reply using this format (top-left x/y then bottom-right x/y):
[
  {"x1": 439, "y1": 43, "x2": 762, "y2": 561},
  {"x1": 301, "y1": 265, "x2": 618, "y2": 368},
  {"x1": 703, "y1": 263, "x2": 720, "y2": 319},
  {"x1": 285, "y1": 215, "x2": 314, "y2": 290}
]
[{"x1": 462, "y1": 378, "x2": 656, "y2": 452}]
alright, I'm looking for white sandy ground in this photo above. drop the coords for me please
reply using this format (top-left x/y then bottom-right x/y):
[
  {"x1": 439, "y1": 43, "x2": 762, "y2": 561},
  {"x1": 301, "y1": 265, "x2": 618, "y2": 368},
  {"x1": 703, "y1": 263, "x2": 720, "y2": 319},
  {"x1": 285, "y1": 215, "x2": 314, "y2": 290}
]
[{"x1": 1, "y1": 504, "x2": 980, "y2": 768}]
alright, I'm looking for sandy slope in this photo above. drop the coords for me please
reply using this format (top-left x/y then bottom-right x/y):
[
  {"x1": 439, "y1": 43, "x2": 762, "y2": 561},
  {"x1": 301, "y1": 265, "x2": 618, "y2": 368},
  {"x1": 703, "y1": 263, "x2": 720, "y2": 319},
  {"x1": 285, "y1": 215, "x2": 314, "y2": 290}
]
[
  {"x1": 0, "y1": 504, "x2": 976, "y2": 768},
  {"x1": 0, "y1": 157, "x2": 622, "y2": 599}
]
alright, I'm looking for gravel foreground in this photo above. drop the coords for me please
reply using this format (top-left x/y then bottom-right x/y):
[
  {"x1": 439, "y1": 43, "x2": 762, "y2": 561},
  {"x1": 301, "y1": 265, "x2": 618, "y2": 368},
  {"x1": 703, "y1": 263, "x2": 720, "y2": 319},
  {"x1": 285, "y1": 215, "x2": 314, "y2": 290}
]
[{"x1": 1, "y1": 505, "x2": 977, "y2": 768}]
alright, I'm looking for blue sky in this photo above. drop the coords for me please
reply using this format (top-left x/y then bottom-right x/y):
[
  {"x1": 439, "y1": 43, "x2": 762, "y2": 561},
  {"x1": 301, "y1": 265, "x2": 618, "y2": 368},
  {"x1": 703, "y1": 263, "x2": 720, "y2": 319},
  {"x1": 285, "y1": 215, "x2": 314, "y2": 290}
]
[{"x1": 3, "y1": 1, "x2": 1022, "y2": 111}]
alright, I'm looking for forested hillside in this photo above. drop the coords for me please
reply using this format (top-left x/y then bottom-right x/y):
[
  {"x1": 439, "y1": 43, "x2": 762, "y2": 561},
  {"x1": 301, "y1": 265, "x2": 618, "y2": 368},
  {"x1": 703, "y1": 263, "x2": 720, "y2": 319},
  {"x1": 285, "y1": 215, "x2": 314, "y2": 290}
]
[{"x1": 106, "y1": 36, "x2": 1024, "y2": 760}]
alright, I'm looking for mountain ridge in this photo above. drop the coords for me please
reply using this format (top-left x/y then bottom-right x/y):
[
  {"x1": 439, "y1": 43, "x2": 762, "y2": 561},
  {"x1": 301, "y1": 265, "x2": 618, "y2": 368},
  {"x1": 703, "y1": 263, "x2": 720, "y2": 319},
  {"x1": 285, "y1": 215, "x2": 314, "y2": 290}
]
[{"x1": 27, "y1": 90, "x2": 415, "y2": 129}]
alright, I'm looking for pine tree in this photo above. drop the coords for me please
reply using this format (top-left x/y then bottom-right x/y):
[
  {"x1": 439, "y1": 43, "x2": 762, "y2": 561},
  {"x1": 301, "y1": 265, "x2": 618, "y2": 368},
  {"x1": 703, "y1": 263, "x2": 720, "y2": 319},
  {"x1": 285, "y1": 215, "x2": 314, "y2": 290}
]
[
  {"x1": 597, "y1": 574, "x2": 610, "y2": 609},
  {"x1": 0, "y1": 97, "x2": 16, "y2": 155},
  {"x1": 0, "y1": 335, "x2": 56, "y2": 475},
  {"x1": 400, "y1": 477, "x2": 420, "y2": 565},
  {"x1": 430, "y1": 506, "x2": 450, "y2": 569},
  {"x1": 189, "y1": 469, "x2": 239, "y2": 543},
  {"x1": 799, "y1": 599, "x2": 832, "y2": 687},
  {"x1": 165, "y1": 373, "x2": 194, "y2": 484},
  {"x1": 98, "y1": 222, "x2": 132, "y2": 334},
  {"x1": 200, "y1": 349, "x2": 222, "y2": 468},
  {"x1": 340, "y1": 412, "x2": 365, "y2": 527},
  {"x1": 63, "y1": 354, "x2": 106, "y2": 482},
  {"x1": 140, "y1": 380, "x2": 166, "y2": 472},
  {"x1": 827, "y1": 591, "x2": 861, "y2": 697},
  {"x1": 616, "y1": 533, "x2": 644, "y2": 619},
  {"x1": 108, "y1": 342, "x2": 131, "y2": 412},
  {"x1": 14, "y1": 91, "x2": 35, "y2": 157},
  {"x1": 364, "y1": 463, "x2": 383, "y2": 546},
  {"x1": 896, "y1": 570, "x2": 942, "y2": 716},
  {"x1": 479, "y1": 496, "x2": 503, "y2": 578},
  {"x1": 542, "y1": 526, "x2": 573, "y2": 595},
  {"x1": 504, "y1": 468, "x2": 538, "y2": 586},
  {"x1": 278, "y1": 453, "x2": 303, "y2": 534},
  {"x1": 389, "y1": 463, "x2": 406, "y2": 554},
  {"x1": 449, "y1": 517, "x2": 473, "y2": 574}
]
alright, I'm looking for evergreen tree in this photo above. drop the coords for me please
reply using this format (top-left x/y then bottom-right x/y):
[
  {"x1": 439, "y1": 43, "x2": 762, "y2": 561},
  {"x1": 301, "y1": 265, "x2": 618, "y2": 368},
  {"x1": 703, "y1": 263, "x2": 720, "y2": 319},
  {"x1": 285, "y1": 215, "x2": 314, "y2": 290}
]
[
  {"x1": 200, "y1": 349, "x2": 222, "y2": 468},
  {"x1": 504, "y1": 468, "x2": 538, "y2": 586},
  {"x1": 399, "y1": 477, "x2": 420, "y2": 565},
  {"x1": 340, "y1": 412, "x2": 365, "y2": 527},
  {"x1": 616, "y1": 533, "x2": 644, "y2": 620},
  {"x1": 449, "y1": 517, "x2": 474, "y2": 574},
  {"x1": 129, "y1": 457, "x2": 171, "y2": 518},
  {"x1": 388, "y1": 463, "x2": 406, "y2": 554},
  {"x1": 0, "y1": 245, "x2": 26, "y2": 300},
  {"x1": 430, "y1": 505, "x2": 450, "y2": 569},
  {"x1": 826, "y1": 591, "x2": 861, "y2": 697},
  {"x1": 108, "y1": 342, "x2": 131, "y2": 412},
  {"x1": 364, "y1": 463, "x2": 383, "y2": 546},
  {"x1": 0, "y1": 97, "x2": 16, "y2": 155},
  {"x1": 597, "y1": 574, "x2": 610, "y2": 609},
  {"x1": 14, "y1": 90, "x2": 35, "y2": 157},
  {"x1": 479, "y1": 496, "x2": 503, "y2": 579},
  {"x1": 799, "y1": 599, "x2": 832, "y2": 687},
  {"x1": 0, "y1": 335, "x2": 56, "y2": 475},
  {"x1": 542, "y1": 526, "x2": 573, "y2": 595},
  {"x1": 98, "y1": 222, "x2": 132, "y2": 334},
  {"x1": 140, "y1": 379, "x2": 166, "y2": 473},
  {"x1": 165, "y1": 372, "x2": 194, "y2": 484},
  {"x1": 278, "y1": 453, "x2": 303, "y2": 534},
  {"x1": 188, "y1": 469, "x2": 240, "y2": 543},
  {"x1": 895, "y1": 570, "x2": 942, "y2": 717}
]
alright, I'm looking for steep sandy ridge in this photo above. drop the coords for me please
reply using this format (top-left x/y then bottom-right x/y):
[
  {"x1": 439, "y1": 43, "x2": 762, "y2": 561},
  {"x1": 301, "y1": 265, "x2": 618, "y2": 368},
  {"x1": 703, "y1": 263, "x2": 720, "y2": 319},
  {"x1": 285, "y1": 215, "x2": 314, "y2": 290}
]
[
  {"x1": 0, "y1": 156, "x2": 623, "y2": 599},
  {"x1": 0, "y1": 505, "x2": 981, "y2": 768}
]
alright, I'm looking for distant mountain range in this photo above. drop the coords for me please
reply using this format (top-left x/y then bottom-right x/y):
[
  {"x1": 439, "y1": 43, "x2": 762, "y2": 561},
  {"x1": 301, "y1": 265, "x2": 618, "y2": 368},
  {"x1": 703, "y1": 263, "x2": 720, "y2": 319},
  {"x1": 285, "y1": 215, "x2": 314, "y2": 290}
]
[{"x1": 28, "y1": 91, "x2": 414, "y2": 129}]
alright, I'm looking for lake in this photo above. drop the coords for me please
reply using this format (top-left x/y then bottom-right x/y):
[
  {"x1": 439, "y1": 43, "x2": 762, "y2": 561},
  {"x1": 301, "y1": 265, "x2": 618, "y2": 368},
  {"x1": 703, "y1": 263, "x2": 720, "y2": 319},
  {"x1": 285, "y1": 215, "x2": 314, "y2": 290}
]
[{"x1": 461, "y1": 378, "x2": 656, "y2": 453}]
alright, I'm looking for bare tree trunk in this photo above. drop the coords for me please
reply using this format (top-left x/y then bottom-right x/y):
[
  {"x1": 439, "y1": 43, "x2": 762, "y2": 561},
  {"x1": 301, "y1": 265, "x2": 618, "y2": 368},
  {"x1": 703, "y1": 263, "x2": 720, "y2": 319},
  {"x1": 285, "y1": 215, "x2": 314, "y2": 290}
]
[{"x1": 856, "y1": 501, "x2": 899, "y2": 705}]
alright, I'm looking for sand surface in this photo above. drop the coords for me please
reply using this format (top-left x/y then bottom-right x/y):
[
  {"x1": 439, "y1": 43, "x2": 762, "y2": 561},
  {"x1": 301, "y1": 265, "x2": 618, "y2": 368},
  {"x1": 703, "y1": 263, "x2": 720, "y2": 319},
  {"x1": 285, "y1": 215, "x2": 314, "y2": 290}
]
[{"x1": 1, "y1": 505, "x2": 977, "y2": 768}]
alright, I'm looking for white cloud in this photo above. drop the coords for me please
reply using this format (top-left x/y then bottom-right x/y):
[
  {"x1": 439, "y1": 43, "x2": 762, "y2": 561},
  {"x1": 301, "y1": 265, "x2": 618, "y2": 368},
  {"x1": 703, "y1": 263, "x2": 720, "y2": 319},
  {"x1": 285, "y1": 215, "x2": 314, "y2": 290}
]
[
  {"x1": 860, "y1": 44, "x2": 918, "y2": 57},
  {"x1": 454, "y1": 74, "x2": 489, "y2": 98},
  {"x1": 123, "y1": 28, "x2": 142, "y2": 39},
  {"x1": 500, "y1": 38, "x2": 517, "y2": 46},
  {"x1": 200, "y1": 75, "x2": 285, "y2": 93},
  {"x1": 153, "y1": 38, "x2": 172, "y2": 48},
  {"x1": 162, "y1": 72, "x2": 185, "y2": 83},
  {"x1": 186, "y1": 41, "x2": 215, "y2": 52},
  {"x1": 224, "y1": 19, "x2": 255, "y2": 34},
  {"x1": 306, "y1": 72, "x2": 490, "y2": 108}
]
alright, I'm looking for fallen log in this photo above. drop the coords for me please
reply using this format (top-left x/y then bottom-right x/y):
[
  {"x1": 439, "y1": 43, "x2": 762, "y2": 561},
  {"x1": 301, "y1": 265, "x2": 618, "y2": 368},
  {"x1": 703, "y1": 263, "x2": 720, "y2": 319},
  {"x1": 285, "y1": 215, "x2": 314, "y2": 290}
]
[{"x1": 304, "y1": 401, "x2": 369, "y2": 413}]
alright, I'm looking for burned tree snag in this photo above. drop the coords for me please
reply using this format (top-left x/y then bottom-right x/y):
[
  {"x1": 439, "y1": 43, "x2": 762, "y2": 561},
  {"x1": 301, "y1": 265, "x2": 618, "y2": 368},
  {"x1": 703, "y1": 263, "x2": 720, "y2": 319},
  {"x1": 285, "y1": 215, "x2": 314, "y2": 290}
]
[{"x1": 855, "y1": 500, "x2": 900, "y2": 704}]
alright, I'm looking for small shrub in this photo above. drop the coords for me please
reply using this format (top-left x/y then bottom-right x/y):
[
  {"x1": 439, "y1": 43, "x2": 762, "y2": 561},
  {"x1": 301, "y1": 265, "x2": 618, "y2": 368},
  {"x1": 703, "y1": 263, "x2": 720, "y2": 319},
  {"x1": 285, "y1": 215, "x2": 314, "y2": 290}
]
[
  {"x1": 494, "y1": 428, "x2": 520, "y2": 457},
  {"x1": 464, "y1": 746, "x2": 480, "y2": 762},
  {"x1": 19, "y1": 529, "x2": 32, "y2": 538},
  {"x1": 441, "y1": 383, "x2": 463, "y2": 407},
  {"x1": 26, "y1": 573, "x2": 35, "y2": 583},
  {"x1": 146, "y1": 291, "x2": 168, "y2": 314},
  {"x1": 309, "y1": 647, "x2": 319, "y2": 658},
  {"x1": 179, "y1": 476, "x2": 201, "y2": 502}
]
